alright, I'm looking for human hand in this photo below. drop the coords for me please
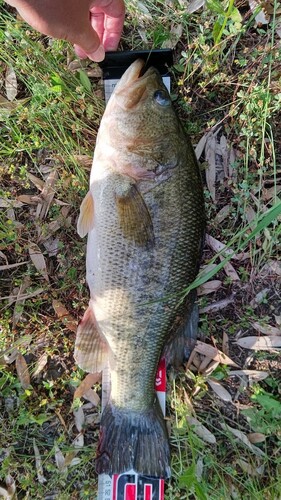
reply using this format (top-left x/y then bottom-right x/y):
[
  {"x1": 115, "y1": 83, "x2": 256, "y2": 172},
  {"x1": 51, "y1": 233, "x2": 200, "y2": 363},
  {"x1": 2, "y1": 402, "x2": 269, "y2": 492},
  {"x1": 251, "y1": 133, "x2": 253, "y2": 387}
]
[{"x1": 5, "y1": 0, "x2": 125, "y2": 62}]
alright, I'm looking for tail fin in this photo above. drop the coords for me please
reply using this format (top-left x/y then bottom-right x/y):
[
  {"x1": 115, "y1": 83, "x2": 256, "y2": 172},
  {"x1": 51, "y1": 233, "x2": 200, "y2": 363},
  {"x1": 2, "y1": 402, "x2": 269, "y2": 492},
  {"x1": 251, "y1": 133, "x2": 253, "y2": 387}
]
[{"x1": 96, "y1": 398, "x2": 171, "y2": 479}]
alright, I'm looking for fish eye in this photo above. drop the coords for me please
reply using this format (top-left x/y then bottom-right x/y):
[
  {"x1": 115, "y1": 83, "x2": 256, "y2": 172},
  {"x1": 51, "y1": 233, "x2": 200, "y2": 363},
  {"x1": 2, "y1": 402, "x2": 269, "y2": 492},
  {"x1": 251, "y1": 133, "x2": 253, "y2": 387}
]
[{"x1": 153, "y1": 90, "x2": 170, "y2": 107}]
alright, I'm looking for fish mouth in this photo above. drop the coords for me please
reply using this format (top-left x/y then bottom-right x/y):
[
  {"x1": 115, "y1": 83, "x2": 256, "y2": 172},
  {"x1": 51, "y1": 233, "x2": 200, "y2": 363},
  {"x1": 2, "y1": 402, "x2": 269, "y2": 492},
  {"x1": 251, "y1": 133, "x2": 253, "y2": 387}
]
[
  {"x1": 113, "y1": 59, "x2": 161, "y2": 108},
  {"x1": 118, "y1": 59, "x2": 158, "y2": 86}
]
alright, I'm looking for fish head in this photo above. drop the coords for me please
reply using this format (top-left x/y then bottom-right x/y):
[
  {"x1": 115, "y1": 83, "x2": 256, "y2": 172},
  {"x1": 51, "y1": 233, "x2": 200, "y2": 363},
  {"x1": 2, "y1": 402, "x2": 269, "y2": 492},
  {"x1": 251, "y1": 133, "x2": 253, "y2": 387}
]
[
  {"x1": 100, "y1": 59, "x2": 183, "y2": 178},
  {"x1": 112, "y1": 59, "x2": 169, "y2": 108}
]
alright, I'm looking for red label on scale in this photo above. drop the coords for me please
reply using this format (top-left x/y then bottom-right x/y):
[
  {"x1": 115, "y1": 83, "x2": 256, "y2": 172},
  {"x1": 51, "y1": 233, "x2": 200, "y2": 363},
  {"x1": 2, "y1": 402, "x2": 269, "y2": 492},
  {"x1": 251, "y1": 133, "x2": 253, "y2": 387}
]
[
  {"x1": 155, "y1": 358, "x2": 166, "y2": 392},
  {"x1": 112, "y1": 474, "x2": 164, "y2": 500}
]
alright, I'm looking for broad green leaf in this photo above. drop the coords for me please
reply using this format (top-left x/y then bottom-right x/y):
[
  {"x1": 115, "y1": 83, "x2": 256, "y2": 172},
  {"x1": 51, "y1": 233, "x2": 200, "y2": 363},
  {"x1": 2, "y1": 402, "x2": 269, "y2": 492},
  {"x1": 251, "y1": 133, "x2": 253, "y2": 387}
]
[
  {"x1": 252, "y1": 392, "x2": 281, "y2": 413},
  {"x1": 206, "y1": 0, "x2": 225, "y2": 14},
  {"x1": 230, "y1": 6, "x2": 242, "y2": 23},
  {"x1": 78, "y1": 69, "x2": 92, "y2": 93},
  {"x1": 213, "y1": 20, "x2": 222, "y2": 43}
]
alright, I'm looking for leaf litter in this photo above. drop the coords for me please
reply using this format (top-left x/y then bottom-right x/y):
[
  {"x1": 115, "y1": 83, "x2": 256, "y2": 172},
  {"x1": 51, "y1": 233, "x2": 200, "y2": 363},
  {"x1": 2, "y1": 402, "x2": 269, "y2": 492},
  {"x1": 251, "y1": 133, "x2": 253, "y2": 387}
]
[{"x1": 5, "y1": 65, "x2": 17, "y2": 101}]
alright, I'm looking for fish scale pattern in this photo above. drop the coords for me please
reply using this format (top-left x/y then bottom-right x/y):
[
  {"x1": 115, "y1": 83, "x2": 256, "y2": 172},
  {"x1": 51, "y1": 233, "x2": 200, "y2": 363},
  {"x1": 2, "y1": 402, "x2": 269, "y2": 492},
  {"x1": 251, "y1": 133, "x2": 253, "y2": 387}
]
[{"x1": 88, "y1": 142, "x2": 204, "y2": 411}]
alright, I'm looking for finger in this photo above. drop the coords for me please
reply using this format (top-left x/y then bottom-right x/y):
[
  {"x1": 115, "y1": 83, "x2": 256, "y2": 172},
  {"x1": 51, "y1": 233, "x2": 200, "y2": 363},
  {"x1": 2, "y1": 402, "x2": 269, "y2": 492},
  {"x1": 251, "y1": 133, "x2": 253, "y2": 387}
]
[
  {"x1": 103, "y1": 14, "x2": 124, "y2": 51},
  {"x1": 73, "y1": 20, "x2": 105, "y2": 62},
  {"x1": 74, "y1": 45, "x2": 88, "y2": 59},
  {"x1": 90, "y1": 11, "x2": 106, "y2": 46},
  {"x1": 90, "y1": 0, "x2": 125, "y2": 51}
]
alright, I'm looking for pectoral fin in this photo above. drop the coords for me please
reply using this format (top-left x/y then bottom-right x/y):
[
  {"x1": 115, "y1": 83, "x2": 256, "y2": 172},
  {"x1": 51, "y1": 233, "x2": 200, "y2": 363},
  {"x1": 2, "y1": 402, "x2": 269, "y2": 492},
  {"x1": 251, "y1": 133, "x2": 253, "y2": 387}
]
[
  {"x1": 74, "y1": 305, "x2": 111, "y2": 373},
  {"x1": 115, "y1": 182, "x2": 154, "y2": 247},
  {"x1": 77, "y1": 191, "x2": 94, "y2": 238}
]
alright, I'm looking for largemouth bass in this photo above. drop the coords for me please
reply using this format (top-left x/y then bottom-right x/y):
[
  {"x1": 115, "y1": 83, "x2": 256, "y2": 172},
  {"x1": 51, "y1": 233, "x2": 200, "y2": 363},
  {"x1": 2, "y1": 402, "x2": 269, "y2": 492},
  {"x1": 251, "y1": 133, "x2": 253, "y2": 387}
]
[{"x1": 75, "y1": 59, "x2": 205, "y2": 479}]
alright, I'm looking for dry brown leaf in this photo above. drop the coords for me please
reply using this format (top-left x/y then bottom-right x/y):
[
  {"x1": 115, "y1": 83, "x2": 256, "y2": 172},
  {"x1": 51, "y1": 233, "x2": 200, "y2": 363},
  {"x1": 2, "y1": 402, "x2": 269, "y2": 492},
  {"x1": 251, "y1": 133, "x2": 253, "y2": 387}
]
[
  {"x1": 28, "y1": 242, "x2": 49, "y2": 282},
  {"x1": 207, "y1": 379, "x2": 232, "y2": 402},
  {"x1": 203, "y1": 360, "x2": 220, "y2": 376},
  {"x1": 195, "y1": 132, "x2": 207, "y2": 160},
  {"x1": 222, "y1": 332, "x2": 229, "y2": 355},
  {"x1": 73, "y1": 407, "x2": 85, "y2": 432},
  {"x1": 72, "y1": 155, "x2": 93, "y2": 170},
  {"x1": 68, "y1": 59, "x2": 84, "y2": 71},
  {"x1": 36, "y1": 169, "x2": 58, "y2": 219},
  {"x1": 262, "y1": 185, "x2": 281, "y2": 201},
  {"x1": 275, "y1": 315, "x2": 281, "y2": 326},
  {"x1": 200, "y1": 295, "x2": 234, "y2": 314},
  {"x1": 16, "y1": 353, "x2": 31, "y2": 389},
  {"x1": 0, "y1": 336, "x2": 32, "y2": 367},
  {"x1": 196, "y1": 457, "x2": 204, "y2": 481},
  {"x1": 1, "y1": 348, "x2": 19, "y2": 366},
  {"x1": 162, "y1": 23, "x2": 183, "y2": 49},
  {"x1": 0, "y1": 198, "x2": 23, "y2": 208},
  {"x1": 52, "y1": 299, "x2": 77, "y2": 332},
  {"x1": 72, "y1": 433, "x2": 84, "y2": 449},
  {"x1": 64, "y1": 434, "x2": 84, "y2": 467},
  {"x1": 187, "y1": 0, "x2": 205, "y2": 14},
  {"x1": 5, "y1": 66, "x2": 17, "y2": 101},
  {"x1": 43, "y1": 237, "x2": 60, "y2": 257},
  {"x1": 3, "y1": 288, "x2": 45, "y2": 305},
  {"x1": 198, "y1": 355, "x2": 213, "y2": 373},
  {"x1": 222, "y1": 260, "x2": 240, "y2": 281},
  {"x1": 247, "y1": 433, "x2": 266, "y2": 444},
  {"x1": 236, "y1": 459, "x2": 264, "y2": 476},
  {"x1": 205, "y1": 134, "x2": 217, "y2": 202},
  {"x1": 27, "y1": 173, "x2": 45, "y2": 191},
  {"x1": 249, "y1": 0, "x2": 270, "y2": 24},
  {"x1": 0, "y1": 475, "x2": 17, "y2": 499},
  {"x1": 194, "y1": 341, "x2": 240, "y2": 367},
  {"x1": 0, "y1": 261, "x2": 29, "y2": 271},
  {"x1": 235, "y1": 336, "x2": 281, "y2": 350},
  {"x1": 252, "y1": 321, "x2": 281, "y2": 336},
  {"x1": 221, "y1": 423, "x2": 266, "y2": 457},
  {"x1": 214, "y1": 205, "x2": 231, "y2": 224},
  {"x1": 192, "y1": 352, "x2": 201, "y2": 369},
  {"x1": 187, "y1": 416, "x2": 216, "y2": 444},
  {"x1": 229, "y1": 370, "x2": 269, "y2": 382},
  {"x1": 33, "y1": 353, "x2": 48, "y2": 378},
  {"x1": 245, "y1": 205, "x2": 256, "y2": 226},
  {"x1": 86, "y1": 67, "x2": 103, "y2": 78},
  {"x1": 206, "y1": 234, "x2": 236, "y2": 258},
  {"x1": 266, "y1": 260, "x2": 281, "y2": 276},
  {"x1": 12, "y1": 276, "x2": 31, "y2": 328},
  {"x1": 74, "y1": 372, "x2": 101, "y2": 400},
  {"x1": 54, "y1": 444, "x2": 67, "y2": 473},
  {"x1": 0, "y1": 93, "x2": 17, "y2": 110},
  {"x1": 16, "y1": 194, "x2": 39, "y2": 205},
  {"x1": 33, "y1": 439, "x2": 47, "y2": 484},
  {"x1": 219, "y1": 134, "x2": 237, "y2": 179},
  {"x1": 83, "y1": 388, "x2": 100, "y2": 406},
  {"x1": 198, "y1": 280, "x2": 222, "y2": 295}
]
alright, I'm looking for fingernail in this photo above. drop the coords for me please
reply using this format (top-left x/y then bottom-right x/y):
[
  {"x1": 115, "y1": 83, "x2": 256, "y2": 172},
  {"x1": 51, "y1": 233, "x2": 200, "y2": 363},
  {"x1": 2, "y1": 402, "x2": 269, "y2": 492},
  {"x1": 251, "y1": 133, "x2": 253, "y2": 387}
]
[
  {"x1": 87, "y1": 45, "x2": 105, "y2": 62},
  {"x1": 74, "y1": 44, "x2": 87, "y2": 59}
]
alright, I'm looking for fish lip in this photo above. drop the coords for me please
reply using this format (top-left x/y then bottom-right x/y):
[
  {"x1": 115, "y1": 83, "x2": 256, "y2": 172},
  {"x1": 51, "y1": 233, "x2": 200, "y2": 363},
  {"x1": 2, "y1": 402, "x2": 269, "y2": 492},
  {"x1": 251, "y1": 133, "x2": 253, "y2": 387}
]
[
  {"x1": 116, "y1": 59, "x2": 159, "y2": 89},
  {"x1": 138, "y1": 63, "x2": 158, "y2": 80}
]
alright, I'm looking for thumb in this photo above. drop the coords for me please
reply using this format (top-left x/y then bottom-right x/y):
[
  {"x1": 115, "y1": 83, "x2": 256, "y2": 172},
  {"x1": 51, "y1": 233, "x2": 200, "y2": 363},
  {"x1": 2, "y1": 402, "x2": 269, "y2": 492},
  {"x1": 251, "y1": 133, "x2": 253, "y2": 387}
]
[{"x1": 73, "y1": 25, "x2": 105, "y2": 62}]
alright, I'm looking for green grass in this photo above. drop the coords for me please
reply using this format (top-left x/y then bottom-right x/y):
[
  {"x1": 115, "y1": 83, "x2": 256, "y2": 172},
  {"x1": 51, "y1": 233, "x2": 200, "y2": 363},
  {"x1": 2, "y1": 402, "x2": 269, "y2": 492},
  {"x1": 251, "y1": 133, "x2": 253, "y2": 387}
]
[{"x1": 0, "y1": 0, "x2": 281, "y2": 498}]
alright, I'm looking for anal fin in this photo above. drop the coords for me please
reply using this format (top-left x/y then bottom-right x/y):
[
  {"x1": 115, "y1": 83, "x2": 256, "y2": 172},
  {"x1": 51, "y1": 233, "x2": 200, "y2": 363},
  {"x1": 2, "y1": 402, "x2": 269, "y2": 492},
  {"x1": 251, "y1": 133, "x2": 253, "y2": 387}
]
[
  {"x1": 163, "y1": 291, "x2": 199, "y2": 367},
  {"x1": 74, "y1": 305, "x2": 110, "y2": 373}
]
